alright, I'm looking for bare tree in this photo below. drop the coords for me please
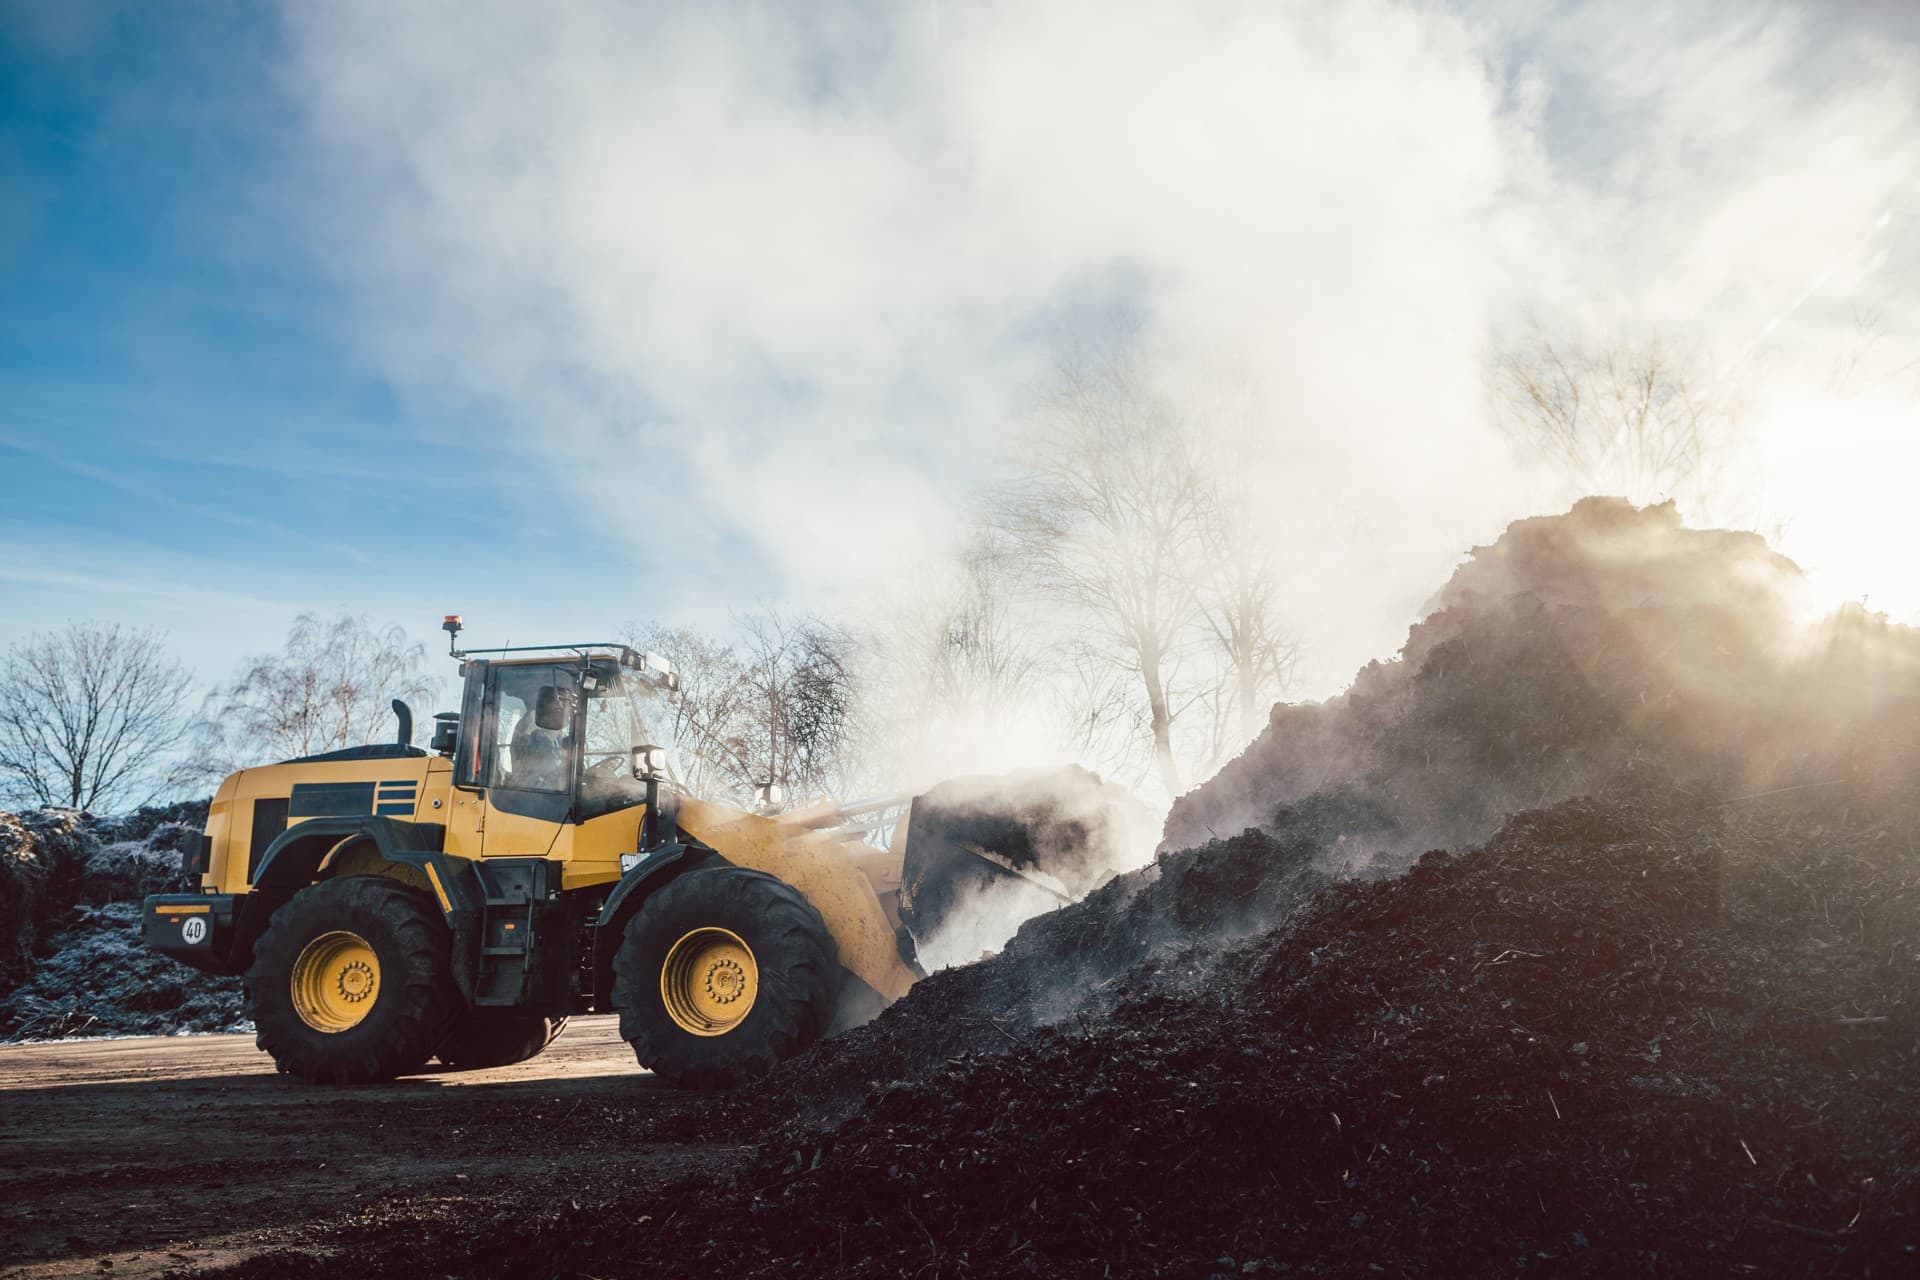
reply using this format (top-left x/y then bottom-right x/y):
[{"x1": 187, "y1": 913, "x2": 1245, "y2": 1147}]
[
  {"x1": 736, "y1": 611, "x2": 862, "y2": 802},
  {"x1": 904, "y1": 531, "x2": 1043, "y2": 717},
  {"x1": 625, "y1": 612, "x2": 863, "y2": 805},
  {"x1": 1193, "y1": 456, "x2": 1298, "y2": 748},
  {"x1": 192, "y1": 613, "x2": 436, "y2": 773},
  {"x1": 1492, "y1": 330, "x2": 1723, "y2": 503},
  {"x1": 0, "y1": 624, "x2": 193, "y2": 811},
  {"x1": 623, "y1": 621, "x2": 757, "y2": 803},
  {"x1": 992, "y1": 341, "x2": 1209, "y2": 795},
  {"x1": 1054, "y1": 637, "x2": 1150, "y2": 775}
]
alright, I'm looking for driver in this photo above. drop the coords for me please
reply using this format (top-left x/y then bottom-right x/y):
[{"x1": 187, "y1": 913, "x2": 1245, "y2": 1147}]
[{"x1": 510, "y1": 686, "x2": 569, "y2": 790}]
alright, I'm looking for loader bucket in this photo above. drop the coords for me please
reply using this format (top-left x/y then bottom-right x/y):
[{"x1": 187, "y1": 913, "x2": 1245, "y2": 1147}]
[{"x1": 895, "y1": 766, "x2": 1148, "y2": 953}]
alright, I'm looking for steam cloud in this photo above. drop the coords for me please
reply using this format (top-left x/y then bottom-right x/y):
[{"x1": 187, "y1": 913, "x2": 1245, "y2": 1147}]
[{"x1": 281, "y1": 0, "x2": 1920, "y2": 722}]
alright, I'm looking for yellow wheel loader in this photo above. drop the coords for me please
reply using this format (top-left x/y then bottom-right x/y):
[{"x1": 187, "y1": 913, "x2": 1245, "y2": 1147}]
[{"x1": 142, "y1": 619, "x2": 1132, "y2": 1087}]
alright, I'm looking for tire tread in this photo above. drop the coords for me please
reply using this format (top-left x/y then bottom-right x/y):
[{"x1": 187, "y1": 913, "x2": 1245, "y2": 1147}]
[
  {"x1": 246, "y1": 877, "x2": 459, "y2": 1085},
  {"x1": 612, "y1": 866, "x2": 836, "y2": 1088}
]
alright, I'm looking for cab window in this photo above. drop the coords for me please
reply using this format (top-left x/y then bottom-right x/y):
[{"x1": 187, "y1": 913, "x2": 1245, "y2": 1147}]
[{"x1": 489, "y1": 665, "x2": 572, "y2": 793}]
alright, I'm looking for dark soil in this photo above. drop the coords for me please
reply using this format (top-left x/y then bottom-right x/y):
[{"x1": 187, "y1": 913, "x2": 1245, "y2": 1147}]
[
  {"x1": 17, "y1": 501, "x2": 1919, "y2": 1277},
  {"x1": 200, "y1": 787, "x2": 1919, "y2": 1278},
  {"x1": 749, "y1": 817, "x2": 1334, "y2": 1132},
  {"x1": 0, "y1": 1019, "x2": 729, "y2": 1275}
]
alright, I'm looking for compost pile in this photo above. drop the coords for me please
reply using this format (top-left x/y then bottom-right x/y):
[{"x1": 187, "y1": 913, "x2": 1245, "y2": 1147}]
[
  {"x1": 1164, "y1": 497, "x2": 1920, "y2": 861},
  {"x1": 214, "y1": 499, "x2": 1920, "y2": 1278},
  {"x1": 703, "y1": 791, "x2": 1917, "y2": 1277},
  {"x1": 0, "y1": 799, "x2": 244, "y2": 1040}
]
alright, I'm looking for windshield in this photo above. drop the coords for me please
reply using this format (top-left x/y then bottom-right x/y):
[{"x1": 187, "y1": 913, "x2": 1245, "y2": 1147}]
[
  {"x1": 576, "y1": 663, "x2": 681, "y2": 818},
  {"x1": 577, "y1": 657, "x2": 742, "y2": 813}
]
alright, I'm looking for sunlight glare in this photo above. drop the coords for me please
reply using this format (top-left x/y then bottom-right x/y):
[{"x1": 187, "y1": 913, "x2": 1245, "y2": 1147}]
[{"x1": 1745, "y1": 393, "x2": 1920, "y2": 624}]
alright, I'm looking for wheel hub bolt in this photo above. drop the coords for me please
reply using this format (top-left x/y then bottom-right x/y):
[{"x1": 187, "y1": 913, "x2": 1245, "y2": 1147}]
[
  {"x1": 706, "y1": 960, "x2": 746, "y2": 1004},
  {"x1": 337, "y1": 961, "x2": 375, "y2": 1003}
]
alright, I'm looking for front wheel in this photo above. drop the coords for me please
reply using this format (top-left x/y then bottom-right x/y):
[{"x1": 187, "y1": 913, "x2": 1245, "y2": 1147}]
[
  {"x1": 246, "y1": 877, "x2": 460, "y2": 1084},
  {"x1": 612, "y1": 866, "x2": 836, "y2": 1088}
]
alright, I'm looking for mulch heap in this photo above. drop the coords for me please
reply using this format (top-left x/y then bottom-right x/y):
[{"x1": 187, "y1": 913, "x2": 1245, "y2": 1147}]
[
  {"x1": 1163, "y1": 497, "x2": 1920, "y2": 862},
  {"x1": 0, "y1": 799, "x2": 244, "y2": 1041},
  {"x1": 0, "y1": 808, "x2": 90, "y2": 990},
  {"x1": 717, "y1": 788, "x2": 1919, "y2": 1278},
  {"x1": 221, "y1": 786, "x2": 1918, "y2": 1279},
  {"x1": 207, "y1": 500, "x2": 1919, "y2": 1277}
]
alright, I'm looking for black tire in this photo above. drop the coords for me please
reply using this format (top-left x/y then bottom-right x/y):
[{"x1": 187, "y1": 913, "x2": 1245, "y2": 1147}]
[
  {"x1": 436, "y1": 1011, "x2": 570, "y2": 1070},
  {"x1": 246, "y1": 877, "x2": 460, "y2": 1085},
  {"x1": 612, "y1": 866, "x2": 836, "y2": 1089}
]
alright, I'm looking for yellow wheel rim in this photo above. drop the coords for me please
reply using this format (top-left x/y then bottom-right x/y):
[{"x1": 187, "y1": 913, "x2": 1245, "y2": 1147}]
[
  {"x1": 660, "y1": 927, "x2": 758, "y2": 1036},
  {"x1": 290, "y1": 930, "x2": 381, "y2": 1034}
]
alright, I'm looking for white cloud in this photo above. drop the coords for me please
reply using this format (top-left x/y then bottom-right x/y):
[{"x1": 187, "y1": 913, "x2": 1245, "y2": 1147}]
[{"x1": 281, "y1": 0, "x2": 1920, "y2": 698}]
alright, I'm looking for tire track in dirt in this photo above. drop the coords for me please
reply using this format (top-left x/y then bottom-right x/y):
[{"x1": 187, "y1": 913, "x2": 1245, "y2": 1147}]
[{"x1": 0, "y1": 1017, "x2": 738, "y2": 1278}]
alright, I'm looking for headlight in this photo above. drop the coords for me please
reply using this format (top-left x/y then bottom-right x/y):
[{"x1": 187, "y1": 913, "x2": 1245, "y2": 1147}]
[
  {"x1": 632, "y1": 745, "x2": 668, "y2": 776},
  {"x1": 753, "y1": 781, "x2": 785, "y2": 808}
]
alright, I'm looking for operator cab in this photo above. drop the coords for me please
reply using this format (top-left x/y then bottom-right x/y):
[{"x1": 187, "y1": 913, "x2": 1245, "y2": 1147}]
[{"x1": 438, "y1": 627, "x2": 681, "y2": 825}]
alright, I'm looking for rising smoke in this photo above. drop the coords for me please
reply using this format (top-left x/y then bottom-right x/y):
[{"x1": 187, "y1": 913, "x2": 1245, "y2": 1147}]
[
  {"x1": 279, "y1": 1, "x2": 1920, "y2": 795},
  {"x1": 1164, "y1": 497, "x2": 1920, "y2": 868},
  {"x1": 900, "y1": 765, "x2": 1156, "y2": 970}
]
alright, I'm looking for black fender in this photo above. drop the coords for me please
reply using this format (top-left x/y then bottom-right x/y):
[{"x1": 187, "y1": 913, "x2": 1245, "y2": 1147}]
[
  {"x1": 588, "y1": 841, "x2": 721, "y2": 1012},
  {"x1": 235, "y1": 817, "x2": 479, "y2": 976}
]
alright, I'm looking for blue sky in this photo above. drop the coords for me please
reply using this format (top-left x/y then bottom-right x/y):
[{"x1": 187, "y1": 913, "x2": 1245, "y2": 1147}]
[
  {"x1": 5, "y1": 0, "x2": 1920, "y2": 714},
  {"x1": 0, "y1": 2, "x2": 674, "y2": 689}
]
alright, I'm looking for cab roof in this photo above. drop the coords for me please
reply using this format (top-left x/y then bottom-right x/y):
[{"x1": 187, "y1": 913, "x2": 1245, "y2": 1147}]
[{"x1": 458, "y1": 642, "x2": 639, "y2": 666}]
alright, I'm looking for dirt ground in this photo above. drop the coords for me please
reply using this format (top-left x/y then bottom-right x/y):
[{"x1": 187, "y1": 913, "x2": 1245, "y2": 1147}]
[{"x1": 0, "y1": 1016, "x2": 737, "y2": 1278}]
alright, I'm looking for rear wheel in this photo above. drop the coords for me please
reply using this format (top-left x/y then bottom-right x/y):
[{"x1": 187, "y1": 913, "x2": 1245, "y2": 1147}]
[
  {"x1": 246, "y1": 877, "x2": 459, "y2": 1084},
  {"x1": 436, "y1": 1011, "x2": 570, "y2": 1070},
  {"x1": 613, "y1": 866, "x2": 836, "y2": 1088}
]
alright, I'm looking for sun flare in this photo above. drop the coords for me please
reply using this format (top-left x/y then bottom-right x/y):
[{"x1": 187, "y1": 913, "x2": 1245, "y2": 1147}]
[{"x1": 1743, "y1": 393, "x2": 1920, "y2": 624}]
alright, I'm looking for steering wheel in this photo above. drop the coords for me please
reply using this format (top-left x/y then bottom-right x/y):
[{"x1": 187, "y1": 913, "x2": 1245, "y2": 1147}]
[{"x1": 585, "y1": 752, "x2": 628, "y2": 777}]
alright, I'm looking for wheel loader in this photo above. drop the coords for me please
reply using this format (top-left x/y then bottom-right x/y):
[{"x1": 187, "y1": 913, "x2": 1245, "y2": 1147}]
[{"x1": 141, "y1": 618, "x2": 1134, "y2": 1087}]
